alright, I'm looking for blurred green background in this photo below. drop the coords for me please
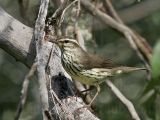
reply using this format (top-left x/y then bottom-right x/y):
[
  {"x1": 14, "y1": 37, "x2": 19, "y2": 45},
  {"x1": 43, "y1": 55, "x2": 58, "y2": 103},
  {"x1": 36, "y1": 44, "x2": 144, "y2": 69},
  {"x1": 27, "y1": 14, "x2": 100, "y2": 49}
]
[{"x1": 0, "y1": 0, "x2": 160, "y2": 120}]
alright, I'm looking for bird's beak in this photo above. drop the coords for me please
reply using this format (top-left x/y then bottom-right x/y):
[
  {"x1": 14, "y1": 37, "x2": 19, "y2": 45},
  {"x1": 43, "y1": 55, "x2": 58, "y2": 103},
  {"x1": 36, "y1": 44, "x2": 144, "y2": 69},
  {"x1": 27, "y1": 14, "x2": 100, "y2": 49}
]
[
  {"x1": 50, "y1": 39, "x2": 58, "y2": 44},
  {"x1": 50, "y1": 39, "x2": 63, "y2": 48}
]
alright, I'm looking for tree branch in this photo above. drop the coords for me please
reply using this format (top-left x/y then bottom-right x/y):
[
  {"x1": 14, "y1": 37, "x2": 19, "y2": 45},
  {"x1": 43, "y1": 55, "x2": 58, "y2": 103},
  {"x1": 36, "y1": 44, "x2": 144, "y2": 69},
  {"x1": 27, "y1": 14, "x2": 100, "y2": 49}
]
[
  {"x1": 14, "y1": 63, "x2": 37, "y2": 120},
  {"x1": 106, "y1": 80, "x2": 141, "y2": 120},
  {"x1": 0, "y1": 7, "x2": 34, "y2": 67},
  {"x1": 33, "y1": 0, "x2": 51, "y2": 119}
]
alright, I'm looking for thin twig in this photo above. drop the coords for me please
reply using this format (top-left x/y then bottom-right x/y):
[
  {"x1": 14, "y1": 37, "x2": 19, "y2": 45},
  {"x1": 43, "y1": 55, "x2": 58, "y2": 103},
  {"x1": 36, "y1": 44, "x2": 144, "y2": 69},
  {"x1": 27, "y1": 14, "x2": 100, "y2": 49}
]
[
  {"x1": 48, "y1": 75, "x2": 63, "y2": 120},
  {"x1": 104, "y1": 0, "x2": 123, "y2": 23},
  {"x1": 105, "y1": 80, "x2": 141, "y2": 120},
  {"x1": 76, "y1": 0, "x2": 81, "y2": 17},
  {"x1": 48, "y1": 0, "x2": 68, "y2": 23},
  {"x1": 14, "y1": 63, "x2": 37, "y2": 120},
  {"x1": 58, "y1": 0, "x2": 78, "y2": 27},
  {"x1": 46, "y1": 0, "x2": 69, "y2": 39},
  {"x1": 49, "y1": 79, "x2": 66, "y2": 109},
  {"x1": 45, "y1": 44, "x2": 54, "y2": 72},
  {"x1": 74, "y1": 0, "x2": 80, "y2": 32}
]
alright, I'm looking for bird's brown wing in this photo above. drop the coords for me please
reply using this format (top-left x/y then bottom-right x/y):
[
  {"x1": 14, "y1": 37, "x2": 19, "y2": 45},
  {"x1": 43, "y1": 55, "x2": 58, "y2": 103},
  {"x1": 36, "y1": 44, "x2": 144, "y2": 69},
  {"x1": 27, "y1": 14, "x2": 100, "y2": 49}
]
[
  {"x1": 76, "y1": 48, "x2": 147, "y2": 74},
  {"x1": 78, "y1": 50, "x2": 117, "y2": 70}
]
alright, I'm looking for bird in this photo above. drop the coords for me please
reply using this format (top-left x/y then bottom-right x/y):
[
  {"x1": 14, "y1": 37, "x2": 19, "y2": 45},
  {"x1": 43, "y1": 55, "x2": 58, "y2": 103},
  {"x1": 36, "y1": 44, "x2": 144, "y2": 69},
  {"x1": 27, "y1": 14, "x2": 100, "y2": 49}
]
[{"x1": 51, "y1": 38, "x2": 147, "y2": 107}]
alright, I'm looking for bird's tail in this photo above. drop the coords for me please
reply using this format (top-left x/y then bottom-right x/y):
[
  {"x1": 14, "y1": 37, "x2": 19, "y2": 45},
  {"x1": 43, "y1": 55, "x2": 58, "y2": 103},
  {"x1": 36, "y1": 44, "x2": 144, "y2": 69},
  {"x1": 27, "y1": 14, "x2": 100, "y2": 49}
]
[{"x1": 110, "y1": 66, "x2": 148, "y2": 75}]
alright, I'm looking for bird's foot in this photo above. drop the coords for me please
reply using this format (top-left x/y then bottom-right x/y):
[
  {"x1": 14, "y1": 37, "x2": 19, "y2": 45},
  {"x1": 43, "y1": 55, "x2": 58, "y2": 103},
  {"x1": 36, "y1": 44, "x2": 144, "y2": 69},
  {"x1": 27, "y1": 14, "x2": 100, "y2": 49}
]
[{"x1": 74, "y1": 104, "x2": 93, "y2": 113}]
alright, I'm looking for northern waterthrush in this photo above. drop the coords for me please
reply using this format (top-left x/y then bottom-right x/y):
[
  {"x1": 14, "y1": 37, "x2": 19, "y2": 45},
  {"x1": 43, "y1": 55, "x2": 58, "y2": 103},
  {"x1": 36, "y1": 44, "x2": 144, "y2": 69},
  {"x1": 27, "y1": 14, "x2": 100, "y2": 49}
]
[{"x1": 52, "y1": 38, "x2": 146, "y2": 106}]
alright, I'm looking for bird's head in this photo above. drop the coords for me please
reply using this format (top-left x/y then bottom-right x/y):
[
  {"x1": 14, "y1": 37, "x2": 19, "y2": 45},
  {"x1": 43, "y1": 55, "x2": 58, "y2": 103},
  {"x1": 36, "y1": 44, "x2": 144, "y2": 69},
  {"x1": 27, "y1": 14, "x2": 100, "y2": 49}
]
[{"x1": 54, "y1": 38, "x2": 80, "y2": 51}]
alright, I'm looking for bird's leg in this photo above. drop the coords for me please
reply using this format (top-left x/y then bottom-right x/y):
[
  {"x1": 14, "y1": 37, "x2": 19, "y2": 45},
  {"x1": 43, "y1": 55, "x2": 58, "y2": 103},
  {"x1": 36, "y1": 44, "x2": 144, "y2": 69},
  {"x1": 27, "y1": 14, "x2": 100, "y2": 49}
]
[
  {"x1": 88, "y1": 84, "x2": 100, "y2": 107},
  {"x1": 80, "y1": 86, "x2": 94, "y2": 93},
  {"x1": 75, "y1": 84, "x2": 100, "y2": 112}
]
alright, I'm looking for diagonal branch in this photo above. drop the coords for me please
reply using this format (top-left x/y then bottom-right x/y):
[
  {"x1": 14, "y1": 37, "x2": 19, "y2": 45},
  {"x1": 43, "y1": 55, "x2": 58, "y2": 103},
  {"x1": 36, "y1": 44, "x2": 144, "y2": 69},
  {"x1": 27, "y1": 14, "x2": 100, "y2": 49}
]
[
  {"x1": 14, "y1": 63, "x2": 37, "y2": 120},
  {"x1": 103, "y1": 0, "x2": 123, "y2": 23},
  {"x1": 106, "y1": 80, "x2": 141, "y2": 120}
]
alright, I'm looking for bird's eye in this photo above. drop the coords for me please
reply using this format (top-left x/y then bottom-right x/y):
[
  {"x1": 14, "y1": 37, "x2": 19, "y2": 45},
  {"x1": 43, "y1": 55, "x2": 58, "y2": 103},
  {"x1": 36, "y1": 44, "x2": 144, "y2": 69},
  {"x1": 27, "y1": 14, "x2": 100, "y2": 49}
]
[{"x1": 64, "y1": 40, "x2": 69, "y2": 43}]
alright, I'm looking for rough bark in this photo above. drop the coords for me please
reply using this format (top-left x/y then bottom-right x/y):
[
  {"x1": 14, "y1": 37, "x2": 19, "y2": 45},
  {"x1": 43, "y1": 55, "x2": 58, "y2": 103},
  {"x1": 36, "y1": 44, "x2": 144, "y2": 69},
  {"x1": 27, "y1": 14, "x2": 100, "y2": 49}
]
[{"x1": 0, "y1": 7, "x2": 34, "y2": 66}]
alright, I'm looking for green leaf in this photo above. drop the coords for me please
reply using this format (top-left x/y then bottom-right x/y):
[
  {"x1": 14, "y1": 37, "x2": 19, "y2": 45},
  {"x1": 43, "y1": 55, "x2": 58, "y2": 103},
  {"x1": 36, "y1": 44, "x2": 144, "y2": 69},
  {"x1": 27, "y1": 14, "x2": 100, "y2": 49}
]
[
  {"x1": 151, "y1": 40, "x2": 160, "y2": 78},
  {"x1": 142, "y1": 92, "x2": 157, "y2": 119},
  {"x1": 139, "y1": 40, "x2": 160, "y2": 99}
]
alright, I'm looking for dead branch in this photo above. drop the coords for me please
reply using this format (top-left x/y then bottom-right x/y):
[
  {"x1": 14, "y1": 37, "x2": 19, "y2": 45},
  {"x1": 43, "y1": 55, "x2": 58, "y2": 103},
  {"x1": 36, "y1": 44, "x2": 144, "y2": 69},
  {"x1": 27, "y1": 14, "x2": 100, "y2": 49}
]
[
  {"x1": 14, "y1": 63, "x2": 37, "y2": 120},
  {"x1": 0, "y1": 7, "x2": 34, "y2": 67},
  {"x1": 33, "y1": 0, "x2": 51, "y2": 119},
  {"x1": 106, "y1": 80, "x2": 141, "y2": 120},
  {"x1": 103, "y1": 0, "x2": 123, "y2": 23}
]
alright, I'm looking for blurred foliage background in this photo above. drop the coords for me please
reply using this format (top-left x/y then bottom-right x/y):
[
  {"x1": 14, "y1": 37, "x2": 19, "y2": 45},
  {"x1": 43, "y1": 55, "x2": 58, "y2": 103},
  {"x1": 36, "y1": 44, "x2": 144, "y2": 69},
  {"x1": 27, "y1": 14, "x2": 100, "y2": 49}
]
[{"x1": 0, "y1": 0, "x2": 160, "y2": 120}]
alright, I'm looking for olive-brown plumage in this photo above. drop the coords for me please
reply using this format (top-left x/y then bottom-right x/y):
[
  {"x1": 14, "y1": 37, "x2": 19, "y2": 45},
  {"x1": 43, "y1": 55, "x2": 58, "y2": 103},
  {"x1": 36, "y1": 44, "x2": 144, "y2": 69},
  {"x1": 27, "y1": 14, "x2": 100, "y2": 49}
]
[{"x1": 52, "y1": 38, "x2": 146, "y2": 106}]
